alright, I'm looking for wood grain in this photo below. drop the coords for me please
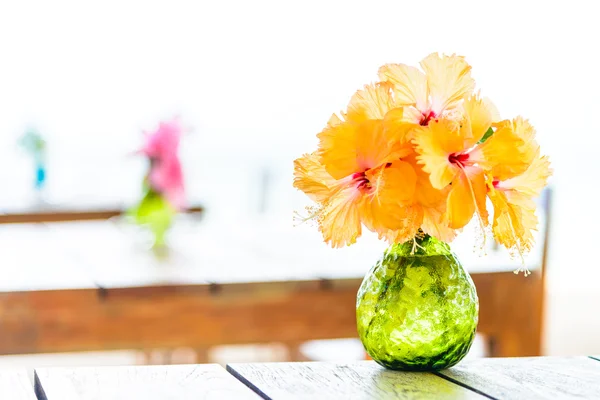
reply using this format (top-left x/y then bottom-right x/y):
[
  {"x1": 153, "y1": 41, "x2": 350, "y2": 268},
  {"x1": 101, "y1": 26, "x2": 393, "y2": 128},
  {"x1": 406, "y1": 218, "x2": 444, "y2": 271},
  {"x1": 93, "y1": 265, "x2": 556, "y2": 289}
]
[
  {"x1": 0, "y1": 280, "x2": 358, "y2": 354},
  {"x1": 0, "y1": 289, "x2": 100, "y2": 355},
  {"x1": 471, "y1": 271, "x2": 544, "y2": 357},
  {"x1": 227, "y1": 361, "x2": 485, "y2": 399},
  {"x1": 45, "y1": 220, "x2": 215, "y2": 288},
  {"x1": 34, "y1": 364, "x2": 257, "y2": 400},
  {"x1": 0, "y1": 369, "x2": 36, "y2": 399},
  {"x1": 438, "y1": 356, "x2": 600, "y2": 400},
  {"x1": 0, "y1": 224, "x2": 96, "y2": 292}
]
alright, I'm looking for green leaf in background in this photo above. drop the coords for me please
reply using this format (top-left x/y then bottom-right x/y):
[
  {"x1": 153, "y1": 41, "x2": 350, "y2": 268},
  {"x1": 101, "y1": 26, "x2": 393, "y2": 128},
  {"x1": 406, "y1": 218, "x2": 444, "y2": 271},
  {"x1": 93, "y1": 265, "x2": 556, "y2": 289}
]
[
  {"x1": 19, "y1": 128, "x2": 46, "y2": 153},
  {"x1": 478, "y1": 127, "x2": 494, "y2": 144}
]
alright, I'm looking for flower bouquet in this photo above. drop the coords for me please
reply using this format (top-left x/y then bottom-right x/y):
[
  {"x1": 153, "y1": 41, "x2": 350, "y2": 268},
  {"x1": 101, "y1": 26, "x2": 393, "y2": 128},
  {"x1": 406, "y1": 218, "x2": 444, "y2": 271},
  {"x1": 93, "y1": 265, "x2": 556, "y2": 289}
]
[
  {"x1": 130, "y1": 119, "x2": 186, "y2": 249},
  {"x1": 293, "y1": 53, "x2": 551, "y2": 371}
]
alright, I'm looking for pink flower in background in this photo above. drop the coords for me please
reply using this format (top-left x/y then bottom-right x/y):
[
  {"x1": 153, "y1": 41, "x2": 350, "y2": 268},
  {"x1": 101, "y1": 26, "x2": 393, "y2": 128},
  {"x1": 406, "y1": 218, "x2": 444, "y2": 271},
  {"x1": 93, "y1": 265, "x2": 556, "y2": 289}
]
[{"x1": 141, "y1": 119, "x2": 186, "y2": 210}]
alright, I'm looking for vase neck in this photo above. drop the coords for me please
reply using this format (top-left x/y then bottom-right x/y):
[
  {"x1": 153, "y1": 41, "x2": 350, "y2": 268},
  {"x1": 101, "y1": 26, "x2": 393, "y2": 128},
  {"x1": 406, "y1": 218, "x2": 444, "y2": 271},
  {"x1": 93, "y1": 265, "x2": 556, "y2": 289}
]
[{"x1": 390, "y1": 234, "x2": 452, "y2": 257}]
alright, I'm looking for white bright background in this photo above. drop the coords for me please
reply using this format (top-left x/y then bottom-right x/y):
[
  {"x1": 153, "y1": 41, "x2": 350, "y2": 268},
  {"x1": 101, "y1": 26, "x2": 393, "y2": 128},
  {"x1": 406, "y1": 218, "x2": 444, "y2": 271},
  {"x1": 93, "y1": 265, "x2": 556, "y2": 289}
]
[{"x1": 0, "y1": 0, "x2": 597, "y2": 355}]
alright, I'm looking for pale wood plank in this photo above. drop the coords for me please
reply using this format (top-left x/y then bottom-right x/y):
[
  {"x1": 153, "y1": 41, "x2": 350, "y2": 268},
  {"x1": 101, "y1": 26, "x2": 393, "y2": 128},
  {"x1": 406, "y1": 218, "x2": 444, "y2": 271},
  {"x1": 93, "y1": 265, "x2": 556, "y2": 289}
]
[
  {"x1": 221, "y1": 219, "x2": 544, "y2": 276},
  {"x1": 0, "y1": 224, "x2": 96, "y2": 292},
  {"x1": 438, "y1": 356, "x2": 600, "y2": 399},
  {"x1": 46, "y1": 218, "x2": 545, "y2": 290},
  {"x1": 227, "y1": 361, "x2": 485, "y2": 399},
  {"x1": 0, "y1": 369, "x2": 36, "y2": 399},
  {"x1": 34, "y1": 364, "x2": 258, "y2": 400},
  {"x1": 45, "y1": 220, "x2": 216, "y2": 288}
]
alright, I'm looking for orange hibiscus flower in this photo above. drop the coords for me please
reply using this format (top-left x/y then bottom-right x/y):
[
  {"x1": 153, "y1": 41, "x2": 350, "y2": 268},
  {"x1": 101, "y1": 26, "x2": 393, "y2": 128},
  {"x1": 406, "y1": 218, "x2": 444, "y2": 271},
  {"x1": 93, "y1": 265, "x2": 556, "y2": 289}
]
[
  {"x1": 293, "y1": 53, "x2": 551, "y2": 259},
  {"x1": 484, "y1": 119, "x2": 552, "y2": 259},
  {"x1": 294, "y1": 84, "x2": 419, "y2": 247},
  {"x1": 414, "y1": 95, "x2": 531, "y2": 230},
  {"x1": 378, "y1": 53, "x2": 475, "y2": 127}
]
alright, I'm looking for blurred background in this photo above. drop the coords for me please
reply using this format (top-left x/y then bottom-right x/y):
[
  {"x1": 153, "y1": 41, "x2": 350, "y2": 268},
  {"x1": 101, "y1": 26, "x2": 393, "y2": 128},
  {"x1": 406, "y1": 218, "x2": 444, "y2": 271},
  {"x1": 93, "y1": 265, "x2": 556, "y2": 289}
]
[{"x1": 0, "y1": 0, "x2": 597, "y2": 369}]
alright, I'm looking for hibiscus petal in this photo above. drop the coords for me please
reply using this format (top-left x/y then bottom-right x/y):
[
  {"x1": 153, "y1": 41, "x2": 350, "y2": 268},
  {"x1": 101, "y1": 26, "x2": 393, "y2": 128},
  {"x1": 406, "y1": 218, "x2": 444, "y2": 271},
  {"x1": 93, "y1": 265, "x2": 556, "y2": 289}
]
[
  {"x1": 499, "y1": 154, "x2": 552, "y2": 198},
  {"x1": 414, "y1": 119, "x2": 463, "y2": 189},
  {"x1": 354, "y1": 120, "x2": 399, "y2": 172},
  {"x1": 378, "y1": 63, "x2": 428, "y2": 110},
  {"x1": 369, "y1": 160, "x2": 417, "y2": 205},
  {"x1": 511, "y1": 116, "x2": 540, "y2": 164},
  {"x1": 462, "y1": 94, "x2": 494, "y2": 147},
  {"x1": 383, "y1": 108, "x2": 415, "y2": 158},
  {"x1": 469, "y1": 119, "x2": 531, "y2": 180},
  {"x1": 356, "y1": 162, "x2": 420, "y2": 240},
  {"x1": 420, "y1": 53, "x2": 475, "y2": 115},
  {"x1": 345, "y1": 83, "x2": 395, "y2": 123},
  {"x1": 293, "y1": 152, "x2": 335, "y2": 203},
  {"x1": 326, "y1": 113, "x2": 343, "y2": 128},
  {"x1": 468, "y1": 167, "x2": 489, "y2": 223},
  {"x1": 319, "y1": 184, "x2": 363, "y2": 248},
  {"x1": 446, "y1": 171, "x2": 477, "y2": 229},
  {"x1": 317, "y1": 122, "x2": 361, "y2": 180},
  {"x1": 319, "y1": 119, "x2": 395, "y2": 179},
  {"x1": 489, "y1": 189, "x2": 537, "y2": 256},
  {"x1": 374, "y1": 205, "x2": 424, "y2": 245},
  {"x1": 421, "y1": 204, "x2": 458, "y2": 243}
]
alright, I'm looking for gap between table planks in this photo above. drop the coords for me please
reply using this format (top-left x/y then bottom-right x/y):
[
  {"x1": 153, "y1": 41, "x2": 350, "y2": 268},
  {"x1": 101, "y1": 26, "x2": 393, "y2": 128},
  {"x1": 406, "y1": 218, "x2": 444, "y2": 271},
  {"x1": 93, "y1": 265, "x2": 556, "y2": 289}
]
[
  {"x1": 227, "y1": 361, "x2": 487, "y2": 399},
  {"x1": 437, "y1": 356, "x2": 600, "y2": 400}
]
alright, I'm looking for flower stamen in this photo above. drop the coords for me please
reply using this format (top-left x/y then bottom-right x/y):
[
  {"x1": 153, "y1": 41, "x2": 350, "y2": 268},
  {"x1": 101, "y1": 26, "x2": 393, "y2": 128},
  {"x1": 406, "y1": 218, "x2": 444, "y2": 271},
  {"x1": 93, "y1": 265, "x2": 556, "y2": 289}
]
[
  {"x1": 449, "y1": 153, "x2": 470, "y2": 167},
  {"x1": 352, "y1": 171, "x2": 370, "y2": 191},
  {"x1": 419, "y1": 111, "x2": 437, "y2": 126}
]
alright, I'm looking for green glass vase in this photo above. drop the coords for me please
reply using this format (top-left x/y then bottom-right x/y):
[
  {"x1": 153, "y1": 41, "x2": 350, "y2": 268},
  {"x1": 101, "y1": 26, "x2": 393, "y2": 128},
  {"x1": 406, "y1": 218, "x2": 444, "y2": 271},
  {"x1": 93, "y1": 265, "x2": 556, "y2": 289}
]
[
  {"x1": 129, "y1": 188, "x2": 176, "y2": 249},
  {"x1": 356, "y1": 234, "x2": 478, "y2": 371}
]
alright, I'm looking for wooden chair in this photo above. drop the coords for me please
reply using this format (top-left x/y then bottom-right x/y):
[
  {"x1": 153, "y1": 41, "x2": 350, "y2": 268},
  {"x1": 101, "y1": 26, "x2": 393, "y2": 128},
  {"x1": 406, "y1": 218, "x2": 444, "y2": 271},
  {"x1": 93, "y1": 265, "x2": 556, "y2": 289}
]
[{"x1": 473, "y1": 187, "x2": 552, "y2": 357}]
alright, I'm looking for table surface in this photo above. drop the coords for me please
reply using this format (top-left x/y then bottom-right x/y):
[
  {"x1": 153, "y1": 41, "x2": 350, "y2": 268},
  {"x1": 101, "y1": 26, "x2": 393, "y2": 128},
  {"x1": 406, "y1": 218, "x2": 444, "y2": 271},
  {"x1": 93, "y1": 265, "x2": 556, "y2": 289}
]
[
  {"x1": 34, "y1": 364, "x2": 257, "y2": 400},
  {"x1": 3, "y1": 357, "x2": 592, "y2": 399},
  {"x1": 0, "y1": 214, "x2": 545, "y2": 293}
]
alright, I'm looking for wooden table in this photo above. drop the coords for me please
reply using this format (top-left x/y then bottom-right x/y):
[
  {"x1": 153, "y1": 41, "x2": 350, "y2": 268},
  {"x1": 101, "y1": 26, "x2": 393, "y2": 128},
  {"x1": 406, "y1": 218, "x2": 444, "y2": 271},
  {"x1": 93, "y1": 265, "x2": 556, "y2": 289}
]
[
  {"x1": 0, "y1": 204, "x2": 204, "y2": 224},
  {"x1": 2, "y1": 357, "x2": 598, "y2": 399},
  {"x1": 0, "y1": 216, "x2": 546, "y2": 358}
]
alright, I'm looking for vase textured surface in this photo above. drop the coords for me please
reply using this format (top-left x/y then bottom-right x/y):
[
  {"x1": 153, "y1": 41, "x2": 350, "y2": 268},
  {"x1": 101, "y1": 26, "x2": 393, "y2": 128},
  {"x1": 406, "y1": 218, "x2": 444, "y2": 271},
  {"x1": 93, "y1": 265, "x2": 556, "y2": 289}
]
[{"x1": 356, "y1": 234, "x2": 478, "y2": 371}]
